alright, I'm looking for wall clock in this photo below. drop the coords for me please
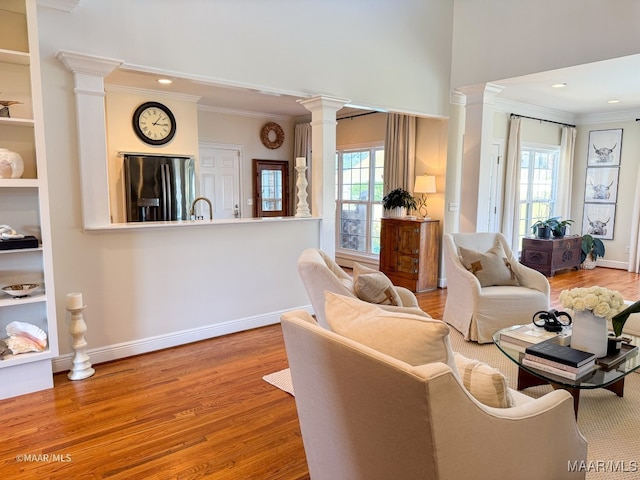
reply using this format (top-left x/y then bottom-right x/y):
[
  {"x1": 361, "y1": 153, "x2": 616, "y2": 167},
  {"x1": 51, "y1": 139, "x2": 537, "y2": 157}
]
[
  {"x1": 132, "y1": 101, "x2": 177, "y2": 146},
  {"x1": 260, "y1": 122, "x2": 285, "y2": 149}
]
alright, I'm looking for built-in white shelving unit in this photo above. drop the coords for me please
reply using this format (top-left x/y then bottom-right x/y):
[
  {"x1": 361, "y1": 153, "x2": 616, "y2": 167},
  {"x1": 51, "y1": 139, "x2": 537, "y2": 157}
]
[{"x1": 0, "y1": 0, "x2": 58, "y2": 399}]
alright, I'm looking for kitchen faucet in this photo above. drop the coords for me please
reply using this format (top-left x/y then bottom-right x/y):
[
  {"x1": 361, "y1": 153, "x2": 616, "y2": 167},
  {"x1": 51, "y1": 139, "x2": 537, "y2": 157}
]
[{"x1": 190, "y1": 196, "x2": 213, "y2": 220}]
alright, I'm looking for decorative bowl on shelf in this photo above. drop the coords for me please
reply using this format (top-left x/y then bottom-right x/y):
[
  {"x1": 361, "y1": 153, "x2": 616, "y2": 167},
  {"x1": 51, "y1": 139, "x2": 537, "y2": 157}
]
[{"x1": 2, "y1": 283, "x2": 40, "y2": 298}]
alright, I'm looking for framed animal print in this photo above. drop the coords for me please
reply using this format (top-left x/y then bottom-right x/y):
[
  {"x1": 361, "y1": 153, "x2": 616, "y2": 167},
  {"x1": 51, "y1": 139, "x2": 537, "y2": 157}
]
[
  {"x1": 587, "y1": 128, "x2": 623, "y2": 166},
  {"x1": 582, "y1": 203, "x2": 615, "y2": 240},
  {"x1": 584, "y1": 167, "x2": 619, "y2": 203}
]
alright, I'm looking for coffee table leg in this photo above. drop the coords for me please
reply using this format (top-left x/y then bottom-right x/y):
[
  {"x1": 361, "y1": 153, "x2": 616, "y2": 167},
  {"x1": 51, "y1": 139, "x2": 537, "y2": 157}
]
[
  {"x1": 517, "y1": 366, "x2": 547, "y2": 390},
  {"x1": 551, "y1": 384, "x2": 580, "y2": 417},
  {"x1": 604, "y1": 377, "x2": 625, "y2": 397}
]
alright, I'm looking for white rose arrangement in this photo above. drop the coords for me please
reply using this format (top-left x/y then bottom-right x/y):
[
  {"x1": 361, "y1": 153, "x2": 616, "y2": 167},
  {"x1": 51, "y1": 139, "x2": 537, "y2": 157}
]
[{"x1": 559, "y1": 286, "x2": 640, "y2": 337}]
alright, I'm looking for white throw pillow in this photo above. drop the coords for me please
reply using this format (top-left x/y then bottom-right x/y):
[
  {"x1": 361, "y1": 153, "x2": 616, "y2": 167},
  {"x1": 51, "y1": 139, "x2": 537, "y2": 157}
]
[
  {"x1": 458, "y1": 241, "x2": 520, "y2": 287},
  {"x1": 454, "y1": 352, "x2": 513, "y2": 408},
  {"x1": 324, "y1": 292, "x2": 458, "y2": 373},
  {"x1": 352, "y1": 262, "x2": 402, "y2": 306}
]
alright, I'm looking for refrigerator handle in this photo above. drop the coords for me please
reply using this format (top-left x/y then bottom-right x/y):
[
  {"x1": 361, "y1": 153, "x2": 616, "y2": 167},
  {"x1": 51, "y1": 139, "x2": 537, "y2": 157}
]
[{"x1": 161, "y1": 163, "x2": 170, "y2": 221}]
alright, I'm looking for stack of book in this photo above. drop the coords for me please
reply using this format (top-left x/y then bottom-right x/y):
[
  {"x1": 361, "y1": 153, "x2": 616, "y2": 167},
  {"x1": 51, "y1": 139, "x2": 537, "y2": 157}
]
[
  {"x1": 523, "y1": 341, "x2": 597, "y2": 380},
  {"x1": 499, "y1": 323, "x2": 571, "y2": 353}
]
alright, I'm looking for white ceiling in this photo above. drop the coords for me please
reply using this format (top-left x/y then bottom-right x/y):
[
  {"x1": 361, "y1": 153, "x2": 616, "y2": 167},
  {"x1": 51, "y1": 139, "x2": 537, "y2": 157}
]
[
  {"x1": 493, "y1": 53, "x2": 640, "y2": 119},
  {"x1": 106, "y1": 53, "x2": 640, "y2": 121}
]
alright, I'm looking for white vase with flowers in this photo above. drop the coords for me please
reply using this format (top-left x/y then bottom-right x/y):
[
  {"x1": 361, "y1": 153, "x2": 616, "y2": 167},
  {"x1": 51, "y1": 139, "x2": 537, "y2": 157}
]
[{"x1": 559, "y1": 286, "x2": 626, "y2": 357}]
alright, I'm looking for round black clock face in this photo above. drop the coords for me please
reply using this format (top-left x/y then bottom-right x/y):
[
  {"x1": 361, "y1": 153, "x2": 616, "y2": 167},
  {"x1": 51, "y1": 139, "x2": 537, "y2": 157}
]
[{"x1": 132, "y1": 101, "x2": 176, "y2": 145}]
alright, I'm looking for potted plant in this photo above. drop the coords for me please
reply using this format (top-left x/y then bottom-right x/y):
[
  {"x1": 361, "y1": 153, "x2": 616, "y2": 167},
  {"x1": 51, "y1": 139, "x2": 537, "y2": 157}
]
[
  {"x1": 382, "y1": 188, "x2": 417, "y2": 218},
  {"x1": 531, "y1": 218, "x2": 554, "y2": 239},
  {"x1": 549, "y1": 218, "x2": 574, "y2": 238},
  {"x1": 580, "y1": 234, "x2": 605, "y2": 269}
]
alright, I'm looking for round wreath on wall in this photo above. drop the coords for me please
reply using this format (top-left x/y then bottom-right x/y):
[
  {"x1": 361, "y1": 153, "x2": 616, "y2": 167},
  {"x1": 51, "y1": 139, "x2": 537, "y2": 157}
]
[{"x1": 260, "y1": 122, "x2": 285, "y2": 149}]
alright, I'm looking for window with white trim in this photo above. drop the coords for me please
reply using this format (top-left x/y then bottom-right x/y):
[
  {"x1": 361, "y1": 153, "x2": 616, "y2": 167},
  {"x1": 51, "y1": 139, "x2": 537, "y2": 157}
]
[
  {"x1": 518, "y1": 144, "x2": 560, "y2": 247},
  {"x1": 335, "y1": 146, "x2": 384, "y2": 255}
]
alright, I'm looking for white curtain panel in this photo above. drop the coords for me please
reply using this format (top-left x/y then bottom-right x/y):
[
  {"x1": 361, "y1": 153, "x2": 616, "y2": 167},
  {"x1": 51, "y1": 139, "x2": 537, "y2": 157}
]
[
  {"x1": 556, "y1": 126, "x2": 577, "y2": 223},
  {"x1": 500, "y1": 116, "x2": 521, "y2": 251},
  {"x1": 383, "y1": 113, "x2": 416, "y2": 193},
  {"x1": 628, "y1": 170, "x2": 640, "y2": 273}
]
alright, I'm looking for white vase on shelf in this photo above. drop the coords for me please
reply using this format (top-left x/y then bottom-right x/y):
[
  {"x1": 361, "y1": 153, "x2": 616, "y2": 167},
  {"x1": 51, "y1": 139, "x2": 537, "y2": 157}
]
[
  {"x1": 0, "y1": 148, "x2": 24, "y2": 179},
  {"x1": 570, "y1": 310, "x2": 608, "y2": 357}
]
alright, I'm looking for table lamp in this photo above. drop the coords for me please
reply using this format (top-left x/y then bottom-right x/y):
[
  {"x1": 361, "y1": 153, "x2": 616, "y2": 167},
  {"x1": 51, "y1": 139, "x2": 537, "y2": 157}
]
[{"x1": 413, "y1": 174, "x2": 436, "y2": 218}]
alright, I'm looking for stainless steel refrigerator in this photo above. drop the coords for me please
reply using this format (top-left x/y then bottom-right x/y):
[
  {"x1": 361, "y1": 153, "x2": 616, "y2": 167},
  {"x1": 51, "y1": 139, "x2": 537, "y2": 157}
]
[{"x1": 123, "y1": 154, "x2": 196, "y2": 222}]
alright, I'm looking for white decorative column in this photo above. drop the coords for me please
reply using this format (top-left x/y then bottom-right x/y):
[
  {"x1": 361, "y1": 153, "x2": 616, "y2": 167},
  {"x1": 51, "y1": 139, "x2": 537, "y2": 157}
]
[
  {"x1": 56, "y1": 51, "x2": 123, "y2": 229},
  {"x1": 298, "y1": 96, "x2": 348, "y2": 255},
  {"x1": 65, "y1": 292, "x2": 95, "y2": 381},
  {"x1": 295, "y1": 157, "x2": 311, "y2": 217},
  {"x1": 457, "y1": 83, "x2": 503, "y2": 233},
  {"x1": 444, "y1": 89, "x2": 466, "y2": 236}
]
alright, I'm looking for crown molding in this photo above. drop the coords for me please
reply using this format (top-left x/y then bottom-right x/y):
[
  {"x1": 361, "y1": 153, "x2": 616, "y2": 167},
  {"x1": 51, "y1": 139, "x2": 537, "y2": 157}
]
[
  {"x1": 105, "y1": 84, "x2": 201, "y2": 104},
  {"x1": 197, "y1": 104, "x2": 295, "y2": 122},
  {"x1": 37, "y1": 0, "x2": 80, "y2": 12},
  {"x1": 494, "y1": 97, "x2": 577, "y2": 126},
  {"x1": 576, "y1": 109, "x2": 640, "y2": 125}
]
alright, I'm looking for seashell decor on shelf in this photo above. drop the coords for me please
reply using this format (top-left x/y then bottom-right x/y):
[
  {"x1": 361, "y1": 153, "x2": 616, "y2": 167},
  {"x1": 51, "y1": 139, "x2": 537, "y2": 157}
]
[{"x1": 4, "y1": 320, "x2": 47, "y2": 354}]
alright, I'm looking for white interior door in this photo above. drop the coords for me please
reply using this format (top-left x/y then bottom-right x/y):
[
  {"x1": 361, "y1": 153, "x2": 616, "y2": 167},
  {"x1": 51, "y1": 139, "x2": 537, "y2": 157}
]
[{"x1": 198, "y1": 143, "x2": 242, "y2": 219}]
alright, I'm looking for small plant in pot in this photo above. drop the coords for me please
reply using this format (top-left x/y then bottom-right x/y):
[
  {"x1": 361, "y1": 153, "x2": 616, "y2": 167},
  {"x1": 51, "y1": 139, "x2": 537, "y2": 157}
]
[
  {"x1": 549, "y1": 217, "x2": 574, "y2": 238},
  {"x1": 531, "y1": 219, "x2": 554, "y2": 239},
  {"x1": 581, "y1": 234, "x2": 605, "y2": 269},
  {"x1": 382, "y1": 188, "x2": 417, "y2": 218}
]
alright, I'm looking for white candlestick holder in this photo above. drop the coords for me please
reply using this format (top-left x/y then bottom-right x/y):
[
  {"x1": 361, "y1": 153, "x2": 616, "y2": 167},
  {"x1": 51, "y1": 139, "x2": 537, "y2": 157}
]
[
  {"x1": 295, "y1": 165, "x2": 311, "y2": 218},
  {"x1": 66, "y1": 304, "x2": 95, "y2": 381}
]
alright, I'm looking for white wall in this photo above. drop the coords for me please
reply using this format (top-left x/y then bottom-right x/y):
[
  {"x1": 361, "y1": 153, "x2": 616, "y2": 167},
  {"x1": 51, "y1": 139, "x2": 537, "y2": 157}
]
[
  {"x1": 40, "y1": 0, "x2": 454, "y2": 118},
  {"x1": 451, "y1": 0, "x2": 640, "y2": 89},
  {"x1": 35, "y1": 1, "x2": 455, "y2": 362}
]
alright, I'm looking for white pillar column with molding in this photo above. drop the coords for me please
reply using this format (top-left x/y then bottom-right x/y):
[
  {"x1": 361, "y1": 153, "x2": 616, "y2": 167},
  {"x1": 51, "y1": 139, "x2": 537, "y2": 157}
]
[
  {"x1": 298, "y1": 96, "x2": 349, "y2": 257},
  {"x1": 458, "y1": 83, "x2": 503, "y2": 233},
  {"x1": 444, "y1": 89, "x2": 466, "y2": 236},
  {"x1": 56, "y1": 51, "x2": 123, "y2": 229}
]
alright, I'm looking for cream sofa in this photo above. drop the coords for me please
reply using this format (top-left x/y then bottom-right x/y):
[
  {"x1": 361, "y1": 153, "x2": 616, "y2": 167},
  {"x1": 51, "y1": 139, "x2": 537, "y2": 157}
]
[
  {"x1": 281, "y1": 299, "x2": 587, "y2": 480},
  {"x1": 297, "y1": 247, "x2": 429, "y2": 329}
]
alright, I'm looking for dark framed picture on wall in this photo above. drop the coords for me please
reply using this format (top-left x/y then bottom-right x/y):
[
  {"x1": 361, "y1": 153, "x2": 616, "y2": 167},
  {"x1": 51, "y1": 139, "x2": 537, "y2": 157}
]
[
  {"x1": 584, "y1": 167, "x2": 619, "y2": 203},
  {"x1": 587, "y1": 128, "x2": 623, "y2": 166},
  {"x1": 582, "y1": 203, "x2": 615, "y2": 240}
]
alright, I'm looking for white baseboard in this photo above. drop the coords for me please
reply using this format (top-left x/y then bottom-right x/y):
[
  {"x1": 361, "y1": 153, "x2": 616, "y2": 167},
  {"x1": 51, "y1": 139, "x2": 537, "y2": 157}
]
[
  {"x1": 596, "y1": 259, "x2": 627, "y2": 270},
  {"x1": 52, "y1": 305, "x2": 313, "y2": 373}
]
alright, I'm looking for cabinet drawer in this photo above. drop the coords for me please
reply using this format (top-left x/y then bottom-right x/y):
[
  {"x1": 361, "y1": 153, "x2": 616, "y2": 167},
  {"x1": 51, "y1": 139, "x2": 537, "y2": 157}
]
[{"x1": 522, "y1": 249, "x2": 550, "y2": 265}]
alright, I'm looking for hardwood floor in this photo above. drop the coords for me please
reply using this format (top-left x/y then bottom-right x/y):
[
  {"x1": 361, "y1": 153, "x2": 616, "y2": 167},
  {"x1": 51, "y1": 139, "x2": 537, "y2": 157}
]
[{"x1": 2, "y1": 267, "x2": 639, "y2": 479}]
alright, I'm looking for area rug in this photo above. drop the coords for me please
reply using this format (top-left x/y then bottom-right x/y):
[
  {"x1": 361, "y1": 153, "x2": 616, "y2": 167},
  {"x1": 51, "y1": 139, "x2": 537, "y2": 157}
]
[
  {"x1": 264, "y1": 326, "x2": 640, "y2": 480},
  {"x1": 263, "y1": 368, "x2": 294, "y2": 396}
]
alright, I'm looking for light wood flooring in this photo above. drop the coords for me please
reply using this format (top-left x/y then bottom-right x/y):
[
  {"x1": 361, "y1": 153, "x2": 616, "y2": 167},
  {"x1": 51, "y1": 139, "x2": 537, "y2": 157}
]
[{"x1": 2, "y1": 267, "x2": 639, "y2": 479}]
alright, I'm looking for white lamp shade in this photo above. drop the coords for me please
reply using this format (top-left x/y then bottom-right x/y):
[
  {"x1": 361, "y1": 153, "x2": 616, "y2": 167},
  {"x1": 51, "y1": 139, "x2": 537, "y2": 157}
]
[{"x1": 414, "y1": 175, "x2": 436, "y2": 194}]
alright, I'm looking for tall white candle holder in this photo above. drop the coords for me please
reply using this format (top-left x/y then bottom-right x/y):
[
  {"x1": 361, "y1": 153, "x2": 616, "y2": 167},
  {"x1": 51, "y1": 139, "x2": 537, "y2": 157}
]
[
  {"x1": 295, "y1": 165, "x2": 311, "y2": 218},
  {"x1": 65, "y1": 293, "x2": 95, "y2": 381}
]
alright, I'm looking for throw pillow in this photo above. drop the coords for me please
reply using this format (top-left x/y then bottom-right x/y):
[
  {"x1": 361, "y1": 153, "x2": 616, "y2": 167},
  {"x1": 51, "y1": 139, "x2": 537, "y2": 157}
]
[
  {"x1": 458, "y1": 241, "x2": 519, "y2": 287},
  {"x1": 453, "y1": 352, "x2": 513, "y2": 408},
  {"x1": 324, "y1": 291, "x2": 458, "y2": 373},
  {"x1": 352, "y1": 263, "x2": 402, "y2": 306}
]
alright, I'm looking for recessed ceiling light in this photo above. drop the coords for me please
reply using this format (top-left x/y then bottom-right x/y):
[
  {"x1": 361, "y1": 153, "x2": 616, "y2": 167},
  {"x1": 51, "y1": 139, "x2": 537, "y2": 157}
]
[
  {"x1": 607, "y1": 99, "x2": 620, "y2": 104},
  {"x1": 551, "y1": 83, "x2": 567, "y2": 88},
  {"x1": 157, "y1": 78, "x2": 172, "y2": 85}
]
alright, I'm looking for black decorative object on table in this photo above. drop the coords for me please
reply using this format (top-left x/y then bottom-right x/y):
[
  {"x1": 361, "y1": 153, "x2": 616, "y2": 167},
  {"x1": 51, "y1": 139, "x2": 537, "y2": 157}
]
[{"x1": 532, "y1": 309, "x2": 572, "y2": 332}]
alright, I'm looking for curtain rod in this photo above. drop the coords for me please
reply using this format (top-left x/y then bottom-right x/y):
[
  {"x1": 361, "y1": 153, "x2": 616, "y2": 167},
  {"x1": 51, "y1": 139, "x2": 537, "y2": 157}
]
[
  {"x1": 510, "y1": 113, "x2": 575, "y2": 128},
  {"x1": 337, "y1": 111, "x2": 379, "y2": 121}
]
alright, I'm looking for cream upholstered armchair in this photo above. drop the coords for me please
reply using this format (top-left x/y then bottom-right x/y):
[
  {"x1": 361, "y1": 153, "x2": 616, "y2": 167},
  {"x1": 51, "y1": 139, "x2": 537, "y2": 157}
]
[
  {"x1": 297, "y1": 248, "x2": 429, "y2": 329},
  {"x1": 443, "y1": 232, "x2": 550, "y2": 343},
  {"x1": 281, "y1": 303, "x2": 587, "y2": 480}
]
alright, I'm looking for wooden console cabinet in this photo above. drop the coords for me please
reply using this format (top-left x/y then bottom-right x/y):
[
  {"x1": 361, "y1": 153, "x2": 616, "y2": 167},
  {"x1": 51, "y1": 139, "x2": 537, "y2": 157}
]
[
  {"x1": 521, "y1": 236, "x2": 582, "y2": 277},
  {"x1": 379, "y1": 218, "x2": 439, "y2": 292}
]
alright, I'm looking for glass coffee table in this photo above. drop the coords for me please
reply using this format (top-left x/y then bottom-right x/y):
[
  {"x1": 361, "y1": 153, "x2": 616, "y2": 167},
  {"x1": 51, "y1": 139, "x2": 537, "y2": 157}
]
[{"x1": 493, "y1": 325, "x2": 640, "y2": 416}]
